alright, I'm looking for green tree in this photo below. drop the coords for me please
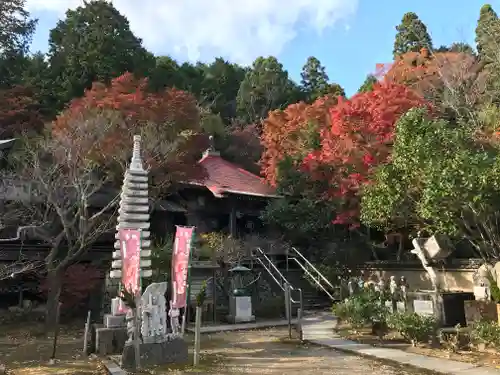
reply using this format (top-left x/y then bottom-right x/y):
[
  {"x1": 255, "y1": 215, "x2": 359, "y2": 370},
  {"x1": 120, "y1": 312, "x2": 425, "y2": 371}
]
[
  {"x1": 22, "y1": 52, "x2": 59, "y2": 119},
  {"x1": 236, "y1": 56, "x2": 294, "y2": 124},
  {"x1": 0, "y1": 0, "x2": 36, "y2": 55},
  {"x1": 0, "y1": 0, "x2": 37, "y2": 89},
  {"x1": 47, "y1": 0, "x2": 155, "y2": 109},
  {"x1": 435, "y1": 42, "x2": 475, "y2": 55},
  {"x1": 393, "y1": 12, "x2": 433, "y2": 57},
  {"x1": 475, "y1": 4, "x2": 500, "y2": 61},
  {"x1": 358, "y1": 75, "x2": 378, "y2": 93},
  {"x1": 262, "y1": 156, "x2": 336, "y2": 245},
  {"x1": 361, "y1": 107, "x2": 500, "y2": 260},
  {"x1": 300, "y1": 56, "x2": 330, "y2": 102},
  {"x1": 149, "y1": 56, "x2": 182, "y2": 91},
  {"x1": 200, "y1": 58, "x2": 246, "y2": 123}
]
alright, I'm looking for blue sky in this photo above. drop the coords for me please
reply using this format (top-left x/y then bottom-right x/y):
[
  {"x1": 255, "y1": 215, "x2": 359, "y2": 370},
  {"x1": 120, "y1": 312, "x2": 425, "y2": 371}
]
[{"x1": 27, "y1": 0, "x2": 500, "y2": 97}]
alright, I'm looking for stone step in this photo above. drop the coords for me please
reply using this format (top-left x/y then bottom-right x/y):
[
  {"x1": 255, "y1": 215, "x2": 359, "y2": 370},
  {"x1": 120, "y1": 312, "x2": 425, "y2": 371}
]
[
  {"x1": 115, "y1": 221, "x2": 150, "y2": 230},
  {"x1": 117, "y1": 212, "x2": 150, "y2": 221},
  {"x1": 120, "y1": 196, "x2": 149, "y2": 205}
]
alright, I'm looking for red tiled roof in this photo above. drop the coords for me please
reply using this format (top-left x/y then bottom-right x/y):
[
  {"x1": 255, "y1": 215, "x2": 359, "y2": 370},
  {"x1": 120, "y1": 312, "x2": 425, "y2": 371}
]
[{"x1": 189, "y1": 151, "x2": 279, "y2": 198}]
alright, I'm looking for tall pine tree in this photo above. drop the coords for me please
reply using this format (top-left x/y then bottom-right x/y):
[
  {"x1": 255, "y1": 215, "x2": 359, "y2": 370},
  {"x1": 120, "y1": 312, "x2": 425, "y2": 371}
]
[
  {"x1": 47, "y1": 0, "x2": 155, "y2": 110},
  {"x1": 393, "y1": 12, "x2": 433, "y2": 58},
  {"x1": 300, "y1": 56, "x2": 330, "y2": 102},
  {"x1": 475, "y1": 4, "x2": 500, "y2": 62}
]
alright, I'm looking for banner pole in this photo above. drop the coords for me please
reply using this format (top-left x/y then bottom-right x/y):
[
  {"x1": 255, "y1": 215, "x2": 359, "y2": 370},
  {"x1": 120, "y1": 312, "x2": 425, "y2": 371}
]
[{"x1": 181, "y1": 226, "x2": 195, "y2": 336}]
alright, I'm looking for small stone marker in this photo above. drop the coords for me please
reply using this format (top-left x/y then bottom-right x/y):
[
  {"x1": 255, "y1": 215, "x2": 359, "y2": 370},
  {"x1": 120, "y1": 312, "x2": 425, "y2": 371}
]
[{"x1": 413, "y1": 300, "x2": 434, "y2": 316}]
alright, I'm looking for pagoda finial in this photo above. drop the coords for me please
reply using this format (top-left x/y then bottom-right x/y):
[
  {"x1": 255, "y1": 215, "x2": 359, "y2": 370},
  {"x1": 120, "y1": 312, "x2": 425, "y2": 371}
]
[
  {"x1": 202, "y1": 135, "x2": 220, "y2": 158},
  {"x1": 130, "y1": 135, "x2": 143, "y2": 171},
  {"x1": 208, "y1": 135, "x2": 215, "y2": 151}
]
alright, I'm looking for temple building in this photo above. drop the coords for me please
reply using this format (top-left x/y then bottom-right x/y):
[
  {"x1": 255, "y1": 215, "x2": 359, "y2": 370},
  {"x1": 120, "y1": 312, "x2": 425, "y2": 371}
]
[{"x1": 176, "y1": 141, "x2": 280, "y2": 238}]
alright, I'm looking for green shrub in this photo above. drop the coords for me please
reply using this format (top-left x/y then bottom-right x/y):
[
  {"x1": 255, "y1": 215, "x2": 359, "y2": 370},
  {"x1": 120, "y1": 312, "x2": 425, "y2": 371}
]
[
  {"x1": 332, "y1": 290, "x2": 388, "y2": 329},
  {"x1": 387, "y1": 312, "x2": 437, "y2": 346},
  {"x1": 196, "y1": 281, "x2": 207, "y2": 307},
  {"x1": 487, "y1": 274, "x2": 500, "y2": 303},
  {"x1": 470, "y1": 320, "x2": 500, "y2": 348}
]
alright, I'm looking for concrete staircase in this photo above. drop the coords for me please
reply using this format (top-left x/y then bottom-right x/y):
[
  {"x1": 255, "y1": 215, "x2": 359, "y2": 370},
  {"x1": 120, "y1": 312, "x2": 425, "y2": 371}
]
[
  {"x1": 284, "y1": 269, "x2": 332, "y2": 310},
  {"x1": 251, "y1": 247, "x2": 338, "y2": 314}
]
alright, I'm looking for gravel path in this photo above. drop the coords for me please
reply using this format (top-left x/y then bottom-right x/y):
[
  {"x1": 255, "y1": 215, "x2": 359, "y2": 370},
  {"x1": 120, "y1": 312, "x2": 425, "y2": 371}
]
[{"x1": 192, "y1": 327, "x2": 428, "y2": 375}]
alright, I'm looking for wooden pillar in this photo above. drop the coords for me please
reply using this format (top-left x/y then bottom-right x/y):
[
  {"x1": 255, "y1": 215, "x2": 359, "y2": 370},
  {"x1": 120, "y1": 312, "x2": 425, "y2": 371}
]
[{"x1": 229, "y1": 204, "x2": 237, "y2": 238}]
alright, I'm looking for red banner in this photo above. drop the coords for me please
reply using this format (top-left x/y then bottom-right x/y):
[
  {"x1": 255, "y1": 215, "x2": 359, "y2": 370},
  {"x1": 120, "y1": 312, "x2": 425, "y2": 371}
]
[
  {"x1": 171, "y1": 226, "x2": 194, "y2": 308},
  {"x1": 118, "y1": 228, "x2": 141, "y2": 313}
]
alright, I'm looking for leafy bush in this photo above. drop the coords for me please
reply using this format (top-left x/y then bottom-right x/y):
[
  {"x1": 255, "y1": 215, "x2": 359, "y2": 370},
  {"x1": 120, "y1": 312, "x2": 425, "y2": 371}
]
[
  {"x1": 196, "y1": 281, "x2": 207, "y2": 307},
  {"x1": 487, "y1": 274, "x2": 500, "y2": 303},
  {"x1": 387, "y1": 312, "x2": 437, "y2": 346},
  {"x1": 150, "y1": 236, "x2": 174, "y2": 282},
  {"x1": 332, "y1": 290, "x2": 388, "y2": 329},
  {"x1": 470, "y1": 320, "x2": 500, "y2": 348}
]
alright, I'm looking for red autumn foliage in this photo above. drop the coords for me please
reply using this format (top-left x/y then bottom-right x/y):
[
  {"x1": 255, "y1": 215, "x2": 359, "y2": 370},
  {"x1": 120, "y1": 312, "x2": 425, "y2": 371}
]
[
  {"x1": 260, "y1": 96, "x2": 339, "y2": 186},
  {"x1": 0, "y1": 85, "x2": 43, "y2": 137},
  {"x1": 39, "y1": 264, "x2": 103, "y2": 312},
  {"x1": 301, "y1": 82, "x2": 431, "y2": 226},
  {"x1": 52, "y1": 72, "x2": 206, "y2": 185}
]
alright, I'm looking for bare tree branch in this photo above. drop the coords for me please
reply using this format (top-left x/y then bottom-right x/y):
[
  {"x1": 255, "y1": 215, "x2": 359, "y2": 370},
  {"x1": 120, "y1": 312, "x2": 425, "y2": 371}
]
[{"x1": 0, "y1": 253, "x2": 43, "y2": 281}]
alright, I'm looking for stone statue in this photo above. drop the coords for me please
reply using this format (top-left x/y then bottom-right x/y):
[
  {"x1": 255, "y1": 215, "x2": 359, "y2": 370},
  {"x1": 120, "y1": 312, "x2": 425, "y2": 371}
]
[
  {"x1": 140, "y1": 282, "x2": 168, "y2": 343},
  {"x1": 389, "y1": 276, "x2": 398, "y2": 297},
  {"x1": 376, "y1": 277, "x2": 386, "y2": 293},
  {"x1": 169, "y1": 301, "x2": 181, "y2": 336},
  {"x1": 347, "y1": 280, "x2": 355, "y2": 296},
  {"x1": 400, "y1": 276, "x2": 409, "y2": 303}
]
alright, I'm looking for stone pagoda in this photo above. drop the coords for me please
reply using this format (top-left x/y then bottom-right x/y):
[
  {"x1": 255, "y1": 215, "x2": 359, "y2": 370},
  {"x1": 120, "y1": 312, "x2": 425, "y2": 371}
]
[
  {"x1": 94, "y1": 135, "x2": 153, "y2": 356},
  {"x1": 110, "y1": 134, "x2": 152, "y2": 281}
]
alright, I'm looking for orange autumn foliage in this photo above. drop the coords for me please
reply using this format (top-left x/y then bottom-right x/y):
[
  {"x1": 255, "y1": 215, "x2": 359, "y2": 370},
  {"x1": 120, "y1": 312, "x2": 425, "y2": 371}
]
[
  {"x1": 260, "y1": 95, "x2": 339, "y2": 186},
  {"x1": 301, "y1": 82, "x2": 431, "y2": 226},
  {"x1": 380, "y1": 48, "x2": 484, "y2": 104}
]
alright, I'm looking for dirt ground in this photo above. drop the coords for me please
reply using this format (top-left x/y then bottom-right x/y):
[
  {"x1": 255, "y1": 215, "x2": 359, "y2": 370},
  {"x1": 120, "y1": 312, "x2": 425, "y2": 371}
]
[
  {"x1": 139, "y1": 328, "x2": 430, "y2": 375},
  {"x1": 0, "y1": 322, "x2": 430, "y2": 375},
  {"x1": 0, "y1": 321, "x2": 101, "y2": 375}
]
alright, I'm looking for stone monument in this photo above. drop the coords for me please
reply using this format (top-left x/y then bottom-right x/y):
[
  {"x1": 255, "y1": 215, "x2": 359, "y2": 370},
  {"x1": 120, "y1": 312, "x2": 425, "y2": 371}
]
[
  {"x1": 410, "y1": 235, "x2": 474, "y2": 327},
  {"x1": 473, "y1": 263, "x2": 493, "y2": 300},
  {"x1": 465, "y1": 263, "x2": 497, "y2": 325},
  {"x1": 121, "y1": 282, "x2": 188, "y2": 370}
]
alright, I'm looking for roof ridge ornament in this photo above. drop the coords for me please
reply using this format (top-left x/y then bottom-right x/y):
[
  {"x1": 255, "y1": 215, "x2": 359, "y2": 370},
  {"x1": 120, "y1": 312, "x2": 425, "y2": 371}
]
[{"x1": 203, "y1": 135, "x2": 220, "y2": 157}]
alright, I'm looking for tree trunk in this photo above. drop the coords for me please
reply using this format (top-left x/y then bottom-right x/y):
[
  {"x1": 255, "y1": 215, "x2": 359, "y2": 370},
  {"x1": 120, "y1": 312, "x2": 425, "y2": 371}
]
[{"x1": 45, "y1": 267, "x2": 63, "y2": 334}]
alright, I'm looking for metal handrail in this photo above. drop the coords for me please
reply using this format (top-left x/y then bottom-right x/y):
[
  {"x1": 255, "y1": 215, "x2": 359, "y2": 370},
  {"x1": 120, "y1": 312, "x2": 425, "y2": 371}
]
[
  {"x1": 288, "y1": 257, "x2": 335, "y2": 301},
  {"x1": 290, "y1": 247, "x2": 336, "y2": 290},
  {"x1": 254, "y1": 247, "x2": 291, "y2": 287},
  {"x1": 252, "y1": 247, "x2": 303, "y2": 307}
]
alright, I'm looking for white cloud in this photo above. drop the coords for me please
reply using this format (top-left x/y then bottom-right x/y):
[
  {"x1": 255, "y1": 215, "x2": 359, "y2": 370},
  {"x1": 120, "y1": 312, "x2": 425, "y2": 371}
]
[{"x1": 26, "y1": 0, "x2": 358, "y2": 64}]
